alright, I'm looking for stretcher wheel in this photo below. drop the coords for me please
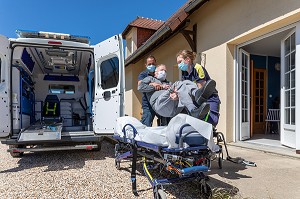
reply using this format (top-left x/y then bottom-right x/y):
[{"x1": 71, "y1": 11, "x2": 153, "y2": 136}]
[
  {"x1": 114, "y1": 143, "x2": 121, "y2": 169},
  {"x1": 115, "y1": 159, "x2": 121, "y2": 170},
  {"x1": 218, "y1": 157, "x2": 223, "y2": 169},
  {"x1": 114, "y1": 144, "x2": 120, "y2": 157},
  {"x1": 218, "y1": 148, "x2": 223, "y2": 169},
  {"x1": 199, "y1": 182, "x2": 212, "y2": 198},
  {"x1": 154, "y1": 189, "x2": 166, "y2": 199}
]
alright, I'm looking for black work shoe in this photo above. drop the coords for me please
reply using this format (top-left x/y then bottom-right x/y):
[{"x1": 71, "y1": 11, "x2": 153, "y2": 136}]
[
  {"x1": 195, "y1": 79, "x2": 216, "y2": 106},
  {"x1": 190, "y1": 102, "x2": 210, "y2": 120}
]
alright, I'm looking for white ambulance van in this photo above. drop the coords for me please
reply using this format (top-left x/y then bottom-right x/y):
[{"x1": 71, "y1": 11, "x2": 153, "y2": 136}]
[{"x1": 0, "y1": 30, "x2": 125, "y2": 157}]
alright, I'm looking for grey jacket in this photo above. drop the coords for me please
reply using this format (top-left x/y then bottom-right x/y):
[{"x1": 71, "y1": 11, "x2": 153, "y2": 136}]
[{"x1": 138, "y1": 76, "x2": 170, "y2": 107}]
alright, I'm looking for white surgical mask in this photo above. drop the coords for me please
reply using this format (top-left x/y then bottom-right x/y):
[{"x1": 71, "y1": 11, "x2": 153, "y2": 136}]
[{"x1": 157, "y1": 70, "x2": 167, "y2": 81}]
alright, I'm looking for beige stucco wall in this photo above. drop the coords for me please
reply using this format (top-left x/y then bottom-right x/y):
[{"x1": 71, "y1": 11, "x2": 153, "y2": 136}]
[
  {"x1": 125, "y1": 28, "x2": 137, "y2": 58},
  {"x1": 124, "y1": 65, "x2": 133, "y2": 116},
  {"x1": 185, "y1": 0, "x2": 300, "y2": 141},
  {"x1": 125, "y1": 0, "x2": 300, "y2": 141}
]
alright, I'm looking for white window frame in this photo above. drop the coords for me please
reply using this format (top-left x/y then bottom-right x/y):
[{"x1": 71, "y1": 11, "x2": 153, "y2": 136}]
[{"x1": 281, "y1": 30, "x2": 296, "y2": 131}]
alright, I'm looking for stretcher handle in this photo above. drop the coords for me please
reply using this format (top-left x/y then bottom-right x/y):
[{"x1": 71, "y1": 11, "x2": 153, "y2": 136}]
[
  {"x1": 179, "y1": 131, "x2": 200, "y2": 148},
  {"x1": 178, "y1": 123, "x2": 192, "y2": 139},
  {"x1": 178, "y1": 124, "x2": 204, "y2": 148},
  {"x1": 122, "y1": 123, "x2": 138, "y2": 141}
]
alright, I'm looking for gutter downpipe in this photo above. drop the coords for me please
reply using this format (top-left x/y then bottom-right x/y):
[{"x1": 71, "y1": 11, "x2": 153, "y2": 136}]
[{"x1": 125, "y1": 26, "x2": 171, "y2": 66}]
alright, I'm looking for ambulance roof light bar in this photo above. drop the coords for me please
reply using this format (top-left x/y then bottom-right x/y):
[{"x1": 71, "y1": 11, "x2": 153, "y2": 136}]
[{"x1": 16, "y1": 29, "x2": 90, "y2": 44}]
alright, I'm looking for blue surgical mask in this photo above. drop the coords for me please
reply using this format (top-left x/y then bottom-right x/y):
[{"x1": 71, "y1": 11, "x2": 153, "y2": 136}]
[
  {"x1": 147, "y1": 64, "x2": 156, "y2": 72},
  {"x1": 178, "y1": 61, "x2": 188, "y2": 71},
  {"x1": 157, "y1": 70, "x2": 167, "y2": 81}
]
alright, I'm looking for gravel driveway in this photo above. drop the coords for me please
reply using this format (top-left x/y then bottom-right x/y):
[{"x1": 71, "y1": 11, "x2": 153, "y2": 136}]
[{"x1": 0, "y1": 140, "x2": 230, "y2": 199}]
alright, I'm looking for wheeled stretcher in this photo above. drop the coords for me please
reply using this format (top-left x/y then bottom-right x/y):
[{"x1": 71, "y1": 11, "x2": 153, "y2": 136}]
[{"x1": 113, "y1": 114, "x2": 222, "y2": 198}]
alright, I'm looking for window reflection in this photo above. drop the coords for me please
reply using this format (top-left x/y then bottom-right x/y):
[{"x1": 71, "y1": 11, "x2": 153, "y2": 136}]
[{"x1": 100, "y1": 57, "x2": 119, "y2": 89}]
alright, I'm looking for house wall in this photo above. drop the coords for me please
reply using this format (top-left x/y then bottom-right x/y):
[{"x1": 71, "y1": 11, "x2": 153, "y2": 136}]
[
  {"x1": 185, "y1": 0, "x2": 300, "y2": 141},
  {"x1": 125, "y1": 28, "x2": 137, "y2": 58},
  {"x1": 125, "y1": 0, "x2": 300, "y2": 142},
  {"x1": 125, "y1": 65, "x2": 134, "y2": 116}
]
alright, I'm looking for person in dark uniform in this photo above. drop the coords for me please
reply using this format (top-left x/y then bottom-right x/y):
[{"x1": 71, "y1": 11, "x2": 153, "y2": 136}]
[
  {"x1": 138, "y1": 55, "x2": 158, "y2": 126},
  {"x1": 175, "y1": 50, "x2": 221, "y2": 127}
]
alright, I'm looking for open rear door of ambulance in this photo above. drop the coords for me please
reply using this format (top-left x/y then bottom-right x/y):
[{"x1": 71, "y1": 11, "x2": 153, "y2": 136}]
[
  {"x1": 0, "y1": 35, "x2": 11, "y2": 138},
  {"x1": 93, "y1": 35, "x2": 125, "y2": 135}
]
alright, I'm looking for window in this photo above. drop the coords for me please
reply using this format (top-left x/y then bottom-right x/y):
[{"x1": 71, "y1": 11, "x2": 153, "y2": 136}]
[
  {"x1": 284, "y1": 32, "x2": 296, "y2": 125},
  {"x1": 100, "y1": 57, "x2": 119, "y2": 89},
  {"x1": 241, "y1": 52, "x2": 249, "y2": 123},
  {"x1": 49, "y1": 84, "x2": 75, "y2": 94}
]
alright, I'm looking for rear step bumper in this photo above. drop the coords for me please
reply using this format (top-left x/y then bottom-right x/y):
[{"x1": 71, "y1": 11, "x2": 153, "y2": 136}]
[
  {"x1": 8, "y1": 144, "x2": 99, "y2": 153},
  {"x1": 1, "y1": 134, "x2": 109, "y2": 145}
]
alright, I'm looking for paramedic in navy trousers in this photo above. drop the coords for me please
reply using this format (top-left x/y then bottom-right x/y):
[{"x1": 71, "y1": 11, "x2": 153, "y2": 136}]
[
  {"x1": 138, "y1": 55, "x2": 159, "y2": 126},
  {"x1": 175, "y1": 50, "x2": 221, "y2": 127}
]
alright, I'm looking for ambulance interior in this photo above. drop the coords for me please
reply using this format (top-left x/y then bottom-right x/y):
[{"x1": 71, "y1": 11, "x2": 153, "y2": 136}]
[{"x1": 12, "y1": 45, "x2": 95, "y2": 134}]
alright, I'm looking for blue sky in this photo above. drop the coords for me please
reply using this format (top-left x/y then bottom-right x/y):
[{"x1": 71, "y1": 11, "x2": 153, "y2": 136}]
[{"x1": 0, "y1": 0, "x2": 187, "y2": 45}]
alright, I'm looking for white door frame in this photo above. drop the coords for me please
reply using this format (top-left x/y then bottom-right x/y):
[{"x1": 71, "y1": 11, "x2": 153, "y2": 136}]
[
  {"x1": 239, "y1": 49, "x2": 251, "y2": 140},
  {"x1": 0, "y1": 35, "x2": 11, "y2": 138},
  {"x1": 280, "y1": 29, "x2": 296, "y2": 148},
  {"x1": 296, "y1": 24, "x2": 300, "y2": 152},
  {"x1": 234, "y1": 23, "x2": 297, "y2": 142}
]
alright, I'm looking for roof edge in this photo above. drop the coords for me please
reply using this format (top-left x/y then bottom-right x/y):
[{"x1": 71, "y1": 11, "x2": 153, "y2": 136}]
[
  {"x1": 184, "y1": 0, "x2": 207, "y2": 13},
  {"x1": 125, "y1": 26, "x2": 171, "y2": 65},
  {"x1": 125, "y1": 0, "x2": 208, "y2": 66}
]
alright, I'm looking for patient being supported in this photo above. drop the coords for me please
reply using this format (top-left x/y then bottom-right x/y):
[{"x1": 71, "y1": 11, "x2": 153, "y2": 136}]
[{"x1": 138, "y1": 64, "x2": 216, "y2": 120}]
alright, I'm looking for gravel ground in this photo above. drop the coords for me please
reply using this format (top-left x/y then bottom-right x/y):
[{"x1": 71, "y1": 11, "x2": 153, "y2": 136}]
[{"x1": 0, "y1": 141, "x2": 238, "y2": 199}]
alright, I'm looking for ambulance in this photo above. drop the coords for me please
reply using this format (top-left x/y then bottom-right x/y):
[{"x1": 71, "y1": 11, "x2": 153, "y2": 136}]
[{"x1": 0, "y1": 30, "x2": 125, "y2": 157}]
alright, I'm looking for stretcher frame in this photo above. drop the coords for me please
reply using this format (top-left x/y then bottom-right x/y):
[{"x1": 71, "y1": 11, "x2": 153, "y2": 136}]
[{"x1": 113, "y1": 123, "x2": 219, "y2": 198}]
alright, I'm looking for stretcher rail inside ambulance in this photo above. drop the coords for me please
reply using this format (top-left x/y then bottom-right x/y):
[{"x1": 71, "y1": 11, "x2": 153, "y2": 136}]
[{"x1": 0, "y1": 30, "x2": 125, "y2": 157}]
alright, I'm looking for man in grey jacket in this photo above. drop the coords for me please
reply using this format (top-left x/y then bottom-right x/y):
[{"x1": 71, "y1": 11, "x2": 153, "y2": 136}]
[{"x1": 138, "y1": 64, "x2": 215, "y2": 120}]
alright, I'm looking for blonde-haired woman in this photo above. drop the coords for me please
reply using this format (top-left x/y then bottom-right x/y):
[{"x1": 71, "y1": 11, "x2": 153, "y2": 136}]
[{"x1": 176, "y1": 50, "x2": 221, "y2": 127}]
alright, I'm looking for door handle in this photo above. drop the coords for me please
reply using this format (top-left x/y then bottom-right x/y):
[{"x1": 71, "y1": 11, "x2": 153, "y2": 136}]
[{"x1": 103, "y1": 91, "x2": 111, "y2": 100}]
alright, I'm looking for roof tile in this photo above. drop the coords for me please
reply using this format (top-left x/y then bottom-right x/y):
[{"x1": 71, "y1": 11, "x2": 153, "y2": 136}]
[{"x1": 122, "y1": 17, "x2": 164, "y2": 38}]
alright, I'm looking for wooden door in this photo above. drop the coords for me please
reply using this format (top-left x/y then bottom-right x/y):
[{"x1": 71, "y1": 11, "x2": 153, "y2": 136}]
[{"x1": 251, "y1": 68, "x2": 267, "y2": 134}]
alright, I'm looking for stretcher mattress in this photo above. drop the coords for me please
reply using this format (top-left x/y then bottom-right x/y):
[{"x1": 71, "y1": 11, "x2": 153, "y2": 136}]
[{"x1": 115, "y1": 114, "x2": 220, "y2": 152}]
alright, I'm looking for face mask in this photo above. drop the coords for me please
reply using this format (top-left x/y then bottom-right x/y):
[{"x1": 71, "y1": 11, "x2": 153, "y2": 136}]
[
  {"x1": 178, "y1": 61, "x2": 188, "y2": 71},
  {"x1": 146, "y1": 64, "x2": 156, "y2": 72},
  {"x1": 157, "y1": 70, "x2": 167, "y2": 81}
]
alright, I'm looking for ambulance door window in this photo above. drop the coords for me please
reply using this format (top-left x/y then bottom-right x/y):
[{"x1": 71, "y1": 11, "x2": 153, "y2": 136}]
[{"x1": 100, "y1": 57, "x2": 119, "y2": 89}]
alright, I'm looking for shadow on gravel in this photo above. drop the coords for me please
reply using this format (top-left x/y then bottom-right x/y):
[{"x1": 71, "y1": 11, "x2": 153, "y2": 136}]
[
  {"x1": 208, "y1": 159, "x2": 252, "y2": 180},
  {"x1": 0, "y1": 140, "x2": 115, "y2": 173},
  {"x1": 115, "y1": 160, "x2": 242, "y2": 199},
  {"x1": 161, "y1": 177, "x2": 241, "y2": 199}
]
